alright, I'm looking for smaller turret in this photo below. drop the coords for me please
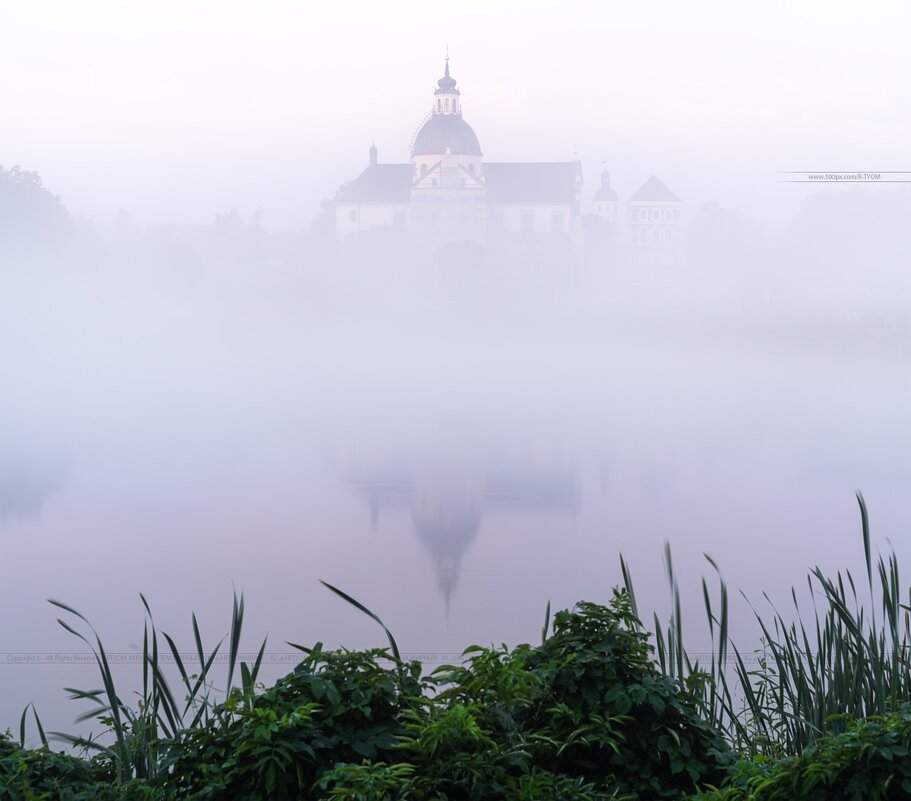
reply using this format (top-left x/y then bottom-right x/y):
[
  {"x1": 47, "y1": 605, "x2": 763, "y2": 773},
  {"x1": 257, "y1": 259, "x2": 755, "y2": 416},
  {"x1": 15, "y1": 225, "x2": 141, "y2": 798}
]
[{"x1": 593, "y1": 168, "x2": 618, "y2": 221}]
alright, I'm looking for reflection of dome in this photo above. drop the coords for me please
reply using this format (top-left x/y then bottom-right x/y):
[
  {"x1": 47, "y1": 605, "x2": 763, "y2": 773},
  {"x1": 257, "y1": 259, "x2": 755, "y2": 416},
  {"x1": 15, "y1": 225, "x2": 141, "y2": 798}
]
[
  {"x1": 412, "y1": 115, "x2": 482, "y2": 157},
  {"x1": 412, "y1": 482, "x2": 481, "y2": 612}
]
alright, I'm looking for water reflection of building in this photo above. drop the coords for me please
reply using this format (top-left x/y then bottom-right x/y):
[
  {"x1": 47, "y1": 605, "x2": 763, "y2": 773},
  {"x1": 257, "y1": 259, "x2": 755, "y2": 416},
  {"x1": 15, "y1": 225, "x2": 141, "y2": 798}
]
[{"x1": 348, "y1": 450, "x2": 579, "y2": 610}]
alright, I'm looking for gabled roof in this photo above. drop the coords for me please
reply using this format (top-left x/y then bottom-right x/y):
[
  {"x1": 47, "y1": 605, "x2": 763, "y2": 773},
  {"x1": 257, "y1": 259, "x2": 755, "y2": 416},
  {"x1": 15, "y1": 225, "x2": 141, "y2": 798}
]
[
  {"x1": 335, "y1": 164, "x2": 412, "y2": 204},
  {"x1": 483, "y1": 162, "x2": 577, "y2": 204},
  {"x1": 628, "y1": 174, "x2": 680, "y2": 203}
]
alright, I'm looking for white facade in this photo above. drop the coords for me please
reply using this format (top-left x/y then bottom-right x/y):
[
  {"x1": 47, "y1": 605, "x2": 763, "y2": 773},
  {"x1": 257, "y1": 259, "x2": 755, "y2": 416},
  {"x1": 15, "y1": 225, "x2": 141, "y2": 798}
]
[
  {"x1": 335, "y1": 202, "x2": 409, "y2": 240},
  {"x1": 628, "y1": 205, "x2": 682, "y2": 247}
]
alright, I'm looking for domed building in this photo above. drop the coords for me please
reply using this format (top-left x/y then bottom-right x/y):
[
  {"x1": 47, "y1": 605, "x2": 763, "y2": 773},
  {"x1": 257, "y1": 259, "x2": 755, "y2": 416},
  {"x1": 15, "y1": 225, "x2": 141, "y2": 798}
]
[{"x1": 334, "y1": 59, "x2": 583, "y2": 244}]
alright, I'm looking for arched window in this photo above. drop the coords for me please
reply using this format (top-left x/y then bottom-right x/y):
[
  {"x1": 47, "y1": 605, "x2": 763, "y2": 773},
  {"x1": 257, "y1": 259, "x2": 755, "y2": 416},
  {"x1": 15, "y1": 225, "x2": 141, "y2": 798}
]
[
  {"x1": 664, "y1": 208, "x2": 674, "y2": 222},
  {"x1": 651, "y1": 209, "x2": 660, "y2": 221},
  {"x1": 453, "y1": 99, "x2": 458, "y2": 112},
  {"x1": 444, "y1": 98, "x2": 450, "y2": 112},
  {"x1": 639, "y1": 209, "x2": 648, "y2": 222},
  {"x1": 651, "y1": 226, "x2": 660, "y2": 244},
  {"x1": 437, "y1": 99, "x2": 442, "y2": 111}
]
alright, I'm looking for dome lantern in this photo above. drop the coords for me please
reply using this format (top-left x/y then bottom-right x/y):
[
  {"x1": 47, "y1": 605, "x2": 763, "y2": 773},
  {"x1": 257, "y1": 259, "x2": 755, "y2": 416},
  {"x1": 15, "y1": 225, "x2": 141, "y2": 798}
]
[{"x1": 433, "y1": 54, "x2": 461, "y2": 116}]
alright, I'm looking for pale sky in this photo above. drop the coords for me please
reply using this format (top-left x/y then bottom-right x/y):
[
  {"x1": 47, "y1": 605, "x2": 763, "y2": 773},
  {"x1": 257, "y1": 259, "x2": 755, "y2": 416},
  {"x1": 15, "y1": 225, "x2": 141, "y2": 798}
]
[{"x1": 2, "y1": 0, "x2": 909, "y2": 231}]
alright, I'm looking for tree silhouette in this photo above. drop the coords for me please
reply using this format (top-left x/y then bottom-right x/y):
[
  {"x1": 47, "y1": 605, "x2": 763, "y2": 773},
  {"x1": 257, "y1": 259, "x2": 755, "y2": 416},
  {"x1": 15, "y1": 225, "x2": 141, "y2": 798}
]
[{"x1": 0, "y1": 165, "x2": 70, "y2": 248}]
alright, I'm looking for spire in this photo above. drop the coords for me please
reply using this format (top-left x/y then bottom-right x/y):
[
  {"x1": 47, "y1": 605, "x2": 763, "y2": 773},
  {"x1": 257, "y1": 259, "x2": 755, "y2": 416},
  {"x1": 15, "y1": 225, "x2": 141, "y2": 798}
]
[
  {"x1": 434, "y1": 51, "x2": 460, "y2": 115},
  {"x1": 369, "y1": 141, "x2": 377, "y2": 166}
]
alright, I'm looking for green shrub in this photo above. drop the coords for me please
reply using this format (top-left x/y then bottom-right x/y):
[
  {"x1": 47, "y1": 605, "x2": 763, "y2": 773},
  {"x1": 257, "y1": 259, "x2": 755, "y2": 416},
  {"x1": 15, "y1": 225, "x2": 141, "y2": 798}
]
[
  {"x1": 160, "y1": 646, "x2": 424, "y2": 800},
  {"x1": 153, "y1": 592, "x2": 730, "y2": 800},
  {"x1": 693, "y1": 707, "x2": 911, "y2": 800},
  {"x1": 0, "y1": 731, "x2": 160, "y2": 800},
  {"x1": 417, "y1": 592, "x2": 732, "y2": 799}
]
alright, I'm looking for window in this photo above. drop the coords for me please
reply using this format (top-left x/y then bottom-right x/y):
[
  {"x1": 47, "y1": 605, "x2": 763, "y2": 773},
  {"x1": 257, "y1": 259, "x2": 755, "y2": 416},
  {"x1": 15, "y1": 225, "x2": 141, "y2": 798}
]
[
  {"x1": 639, "y1": 208, "x2": 648, "y2": 222},
  {"x1": 437, "y1": 99, "x2": 442, "y2": 111},
  {"x1": 394, "y1": 211, "x2": 405, "y2": 229},
  {"x1": 444, "y1": 98, "x2": 450, "y2": 112},
  {"x1": 651, "y1": 209, "x2": 661, "y2": 221},
  {"x1": 651, "y1": 226, "x2": 660, "y2": 244},
  {"x1": 664, "y1": 208, "x2": 674, "y2": 222},
  {"x1": 521, "y1": 211, "x2": 535, "y2": 232},
  {"x1": 348, "y1": 209, "x2": 357, "y2": 222},
  {"x1": 662, "y1": 226, "x2": 672, "y2": 244},
  {"x1": 467, "y1": 163, "x2": 475, "y2": 176},
  {"x1": 453, "y1": 99, "x2": 458, "y2": 112},
  {"x1": 551, "y1": 212, "x2": 565, "y2": 232}
]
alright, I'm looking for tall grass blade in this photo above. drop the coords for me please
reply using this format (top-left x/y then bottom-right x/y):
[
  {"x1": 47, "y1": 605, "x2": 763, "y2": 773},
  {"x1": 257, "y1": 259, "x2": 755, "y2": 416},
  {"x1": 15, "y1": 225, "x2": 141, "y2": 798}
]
[{"x1": 320, "y1": 580, "x2": 401, "y2": 662}]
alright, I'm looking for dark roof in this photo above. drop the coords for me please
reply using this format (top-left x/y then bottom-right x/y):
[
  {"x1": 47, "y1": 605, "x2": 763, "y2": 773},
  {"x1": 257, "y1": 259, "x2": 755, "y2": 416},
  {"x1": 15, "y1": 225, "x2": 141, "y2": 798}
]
[
  {"x1": 484, "y1": 162, "x2": 577, "y2": 204},
  {"x1": 593, "y1": 170, "x2": 617, "y2": 201},
  {"x1": 335, "y1": 161, "x2": 579, "y2": 205},
  {"x1": 628, "y1": 174, "x2": 680, "y2": 203},
  {"x1": 435, "y1": 61, "x2": 459, "y2": 94},
  {"x1": 412, "y1": 115, "x2": 482, "y2": 157},
  {"x1": 335, "y1": 164, "x2": 411, "y2": 203}
]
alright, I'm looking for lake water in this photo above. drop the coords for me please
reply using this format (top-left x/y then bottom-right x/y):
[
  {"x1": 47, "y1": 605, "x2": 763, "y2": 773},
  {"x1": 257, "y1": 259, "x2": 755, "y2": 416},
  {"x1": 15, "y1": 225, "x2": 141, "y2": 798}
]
[{"x1": 3, "y1": 259, "x2": 911, "y2": 740}]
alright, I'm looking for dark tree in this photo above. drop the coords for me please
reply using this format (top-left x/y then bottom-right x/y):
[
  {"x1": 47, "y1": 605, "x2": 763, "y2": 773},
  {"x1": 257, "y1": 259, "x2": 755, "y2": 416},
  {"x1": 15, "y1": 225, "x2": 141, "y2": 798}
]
[{"x1": 0, "y1": 164, "x2": 71, "y2": 248}]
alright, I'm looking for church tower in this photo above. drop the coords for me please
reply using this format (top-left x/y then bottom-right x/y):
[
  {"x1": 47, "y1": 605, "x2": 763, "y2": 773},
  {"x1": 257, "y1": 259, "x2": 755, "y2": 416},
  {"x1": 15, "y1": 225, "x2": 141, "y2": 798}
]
[{"x1": 410, "y1": 56, "x2": 486, "y2": 243}]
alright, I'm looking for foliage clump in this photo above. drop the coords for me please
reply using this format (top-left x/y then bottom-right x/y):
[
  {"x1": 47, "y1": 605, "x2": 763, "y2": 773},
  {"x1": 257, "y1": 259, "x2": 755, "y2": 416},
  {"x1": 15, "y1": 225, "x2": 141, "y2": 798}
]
[
  {"x1": 159, "y1": 591, "x2": 730, "y2": 800},
  {"x1": 161, "y1": 646, "x2": 423, "y2": 800},
  {"x1": 0, "y1": 732, "x2": 155, "y2": 800},
  {"x1": 3, "y1": 592, "x2": 733, "y2": 800},
  {"x1": 693, "y1": 707, "x2": 911, "y2": 801},
  {"x1": 416, "y1": 593, "x2": 732, "y2": 799}
]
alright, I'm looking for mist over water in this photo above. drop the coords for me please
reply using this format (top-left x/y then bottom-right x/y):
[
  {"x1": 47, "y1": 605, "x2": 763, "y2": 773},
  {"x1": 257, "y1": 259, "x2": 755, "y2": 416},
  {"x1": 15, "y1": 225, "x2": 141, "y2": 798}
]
[
  {"x1": 4, "y1": 204, "x2": 911, "y2": 738},
  {"x1": 2, "y1": 0, "x2": 911, "y2": 744}
]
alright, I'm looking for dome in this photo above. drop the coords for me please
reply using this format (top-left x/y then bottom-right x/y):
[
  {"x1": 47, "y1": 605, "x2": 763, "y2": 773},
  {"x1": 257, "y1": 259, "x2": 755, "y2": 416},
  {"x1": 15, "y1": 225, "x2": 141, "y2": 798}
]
[{"x1": 412, "y1": 114, "x2": 482, "y2": 157}]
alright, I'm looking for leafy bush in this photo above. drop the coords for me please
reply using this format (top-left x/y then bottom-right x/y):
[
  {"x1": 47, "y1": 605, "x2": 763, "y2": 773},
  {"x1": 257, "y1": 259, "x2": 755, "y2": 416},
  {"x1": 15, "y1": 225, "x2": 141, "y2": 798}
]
[
  {"x1": 415, "y1": 593, "x2": 732, "y2": 799},
  {"x1": 692, "y1": 706, "x2": 911, "y2": 800},
  {"x1": 160, "y1": 646, "x2": 424, "y2": 800},
  {"x1": 0, "y1": 731, "x2": 159, "y2": 800},
  {"x1": 26, "y1": 563, "x2": 911, "y2": 799},
  {"x1": 156, "y1": 591, "x2": 730, "y2": 800}
]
